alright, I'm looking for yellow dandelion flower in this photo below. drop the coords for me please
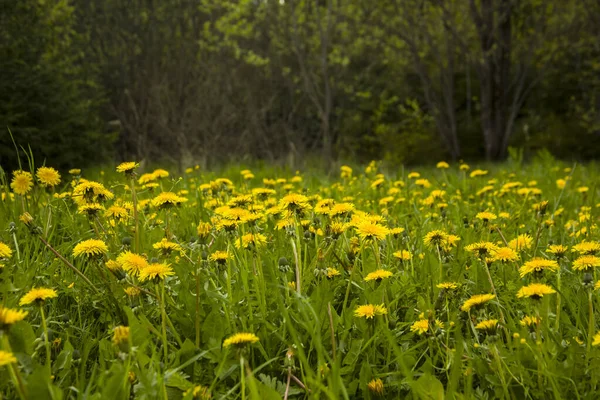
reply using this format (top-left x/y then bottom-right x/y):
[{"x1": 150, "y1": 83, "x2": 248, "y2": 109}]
[
  {"x1": 197, "y1": 222, "x2": 212, "y2": 239},
  {"x1": 508, "y1": 234, "x2": 533, "y2": 251},
  {"x1": 152, "y1": 169, "x2": 170, "y2": 179},
  {"x1": 0, "y1": 350, "x2": 17, "y2": 367},
  {"x1": 436, "y1": 161, "x2": 449, "y2": 169},
  {"x1": 11, "y1": 170, "x2": 34, "y2": 195},
  {"x1": 105, "y1": 205, "x2": 129, "y2": 221},
  {"x1": 19, "y1": 287, "x2": 58, "y2": 305},
  {"x1": 0, "y1": 306, "x2": 28, "y2": 328},
  {"x1": 326, "y1": 268, "x2": 341, "y2": 279},
  {"x1": 520, "y1": 316, "x2": 540, "y2": 327},
  {"x1": 354, "y1": 304, "x2": 387, "y2": 319},
  {"x1": 517, "y1": 283, "x2": 556, "y2": 299},
  {"x1": 572, "y1": 241, "x2": 600, "y2": 255},
  {"x1": 355, "y1": 221, "x2": 389, "y2": 241},
  {"x1": 184, "y1": 385, "x2": 212, "y2": 399},
  {"x1": 490, "y1": 247, "x2": 519, "y2": 263},
  {"x1": 364, "y1": 269, "x2": 393, "y2": 282},
  {"x1": 547, "y1": 244, "x2": 568, "y2": 258},
  {"x1": 116, "y1": 251, "x2": 148, "y2": 275},
  {"x1": 36, "y1": 167, "x2": 61, "y2": 187},
  {"x1": 518, "y1": 258, "x2": 559, "y2": 277},
  {"x1": 209, "y1": 251, "x2": 230, "y2": 264},
  {"x1": 223, "y1": 332, "x2": 259, "y2": 348},
  {"x1": 112, "y1": 325, "x2": 130, "y2": 346},
  {"x1": 423, "y1": 230, "x2": 449, "y2": 248},
  {"x1": 393, "y1": 250, "x2": 413, "y2": 261},
  {"x1": 279, "y1": 193, "x2": 311, "y2": 214},
  {"x1": 461, "y1": 294, "x2": 495, "y2": 312},
  {"x1": 152, "y1": 192, "x2": 187, "y2": 208},
  {"x1": 465, "y1": 241, "x2": 500, "y2": 257},
  {"x1": 470, "y1": 169, "x2": 488, "y2": 178},
  {"x1": 118, "y1": 285, "x2": 138, "y2": 298},
  {"x1": 0, "y1": 242, "x2": 12, "y2": 259},
  {"x1": 73, "y1": 239, "x2": 108, "y2": 259},
  {"x1": 116, "y1": 162, "x2": 139, "y2": 174},
  {"x1": 475, "y1": 319, "x2": 498, "y2": 332},
  {"x1": 367, "y1": 378, "x2": 384, "y2": 396},
  {"x1": 235, "y1": 233, "x2": 267, "y2": 250},
  {"x1": 593, "y1": 332, "x2": 600, "y2": 347},
  {"x1": 138, "y1": 263, "x2": 175, "y2": 282},
  {"x1": 436, "y1": 282, "x2": 458, "y2": 290},
  {"x1": 153, "y1": 238, "x2": 183, "y2": 255},
  {"x1": 572, "y1": 255, "x2": 600, "y2": 272},
  {"x1": 410, "y1": 319, "x2": 429, "y2": 335},
  {"x1": 69, "y1": 169, "x2": 81, "y2": 175},
  {"x1": 476, "y1": 211, "x2": 497, "y2": 221}
]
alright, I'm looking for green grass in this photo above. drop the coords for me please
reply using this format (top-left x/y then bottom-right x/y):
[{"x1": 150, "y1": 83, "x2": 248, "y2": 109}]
[{"x1": 1, "y1": 156, "x2": 600, "y2": 399}]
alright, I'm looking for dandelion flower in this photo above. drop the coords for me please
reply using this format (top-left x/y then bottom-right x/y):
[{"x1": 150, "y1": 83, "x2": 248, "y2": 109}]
[
  {"x1": 461, "y1": 294, "x2": 495, "y2": 312},
  {"x1": 279, "y1": 193, "x2": 311, "y2": 214},
  {"x1": 73, "y1": 239, "x2": 108, "y2": 259},
  {"x1": 11, "y1": 170, "x2": 33, "y2": 195},
  {"x1": 465, "y1": 241, "x2": 500, "y2": 257},
  {"x1": 475, "y1": 319, "x2": 498, "y2": 333},
  {"x1": 0, "y1": 307, "x2": 28, "y2": 328},
  {"x1": 112, "y1": 326, "x2": 130, "y2": 346},
  {"x1": 437, "y1": 282, "x2": 458, "y2": 290},
  {"x1": 508, "y1": 234, "x2": 533, "y2": 251},
  {"x1": 355, "y1": 221, "x2": 389, "y2": 241},
  {"x1": 184, "y1": 385, "x2": 212, "y2": 399},
  {"x1": 423, "y1": 230, "x2": 449, "y2": 248},
  {"x1": 0, "y1": 350, "x2": 17, "y2": 367},
  {"x1": 209, "y1": 251, "x2": 230, "y2": 265},
  {"x1": 326, "y1": 268, "x2": 341, "y2": 278},
  {"x1": 116, "y1": 251, "x2": 148, "y2": 275},
  {"x1": 476, "y1": 212, "x2": 497, "y2": 222},
  {"x1": 124, "y1": 287, "x2": 141, "y2": 297},
  {"x1": 153, "y1": 238, "x2": 183, "y2": 255},
  {"x1": 436, "y1": 161, "x2": 449, "y2": 169},
  {"x1": 593, "y1": 332, "x2": 600, "y2": 347},
  {"x1": 410, "y1": 319, "x2": 429, "y2": 335},
  {"x1": 152, "y1": 192, "x2": 187, "y2": 208},
  {"x1": 354, "y1": 304, "x2": 387, "y2": 319},
  {"x1": 518, "y1": 258, "x2": 559, "y2": 277},
  {"x1": 393, "y1": 250, "x2": 413, "y2": 261},
  {"x1": 367, "y1": 378, "x2": 384, "y2": 396},
  {"x1": 105, "y1": 205, "x2": 129, "y2": 221},
  {"x1": 36, "y1": 167, "x2": 61, "y2": 187},
  {"x1": 19, "y1": 287, "x2": 58, "y2": 305},
  {"x1": 138, "y1": 263, "x2": 175, "y2": 282},
  {"x1": 547, "y1": 244, "x2": 568, "y2": 258},
  {"x1": 572, "y1": 255, "x2": 600, "y2": 272},
  {"x1": 520, "y1": 316, "x2": 540, "y2": 327},
  {"x1": 0, "y1": 242, "x2": 12, "y2": 259},
  {"x1": 223, "y1": 332, "x2": 259, "y2": 348},
  {"x1": 116, "y1": 162, "x2": 139, "y2": 174},
  {"x1": 572, "y1": 241, "x2": 600, "y2": 255},
  {"x1": 328, "y1": 203, "x2": 355, "y2": 217},
  {"x1": 517, "y1": 283, "x2": 556, "y2": 299},
  {"x1": 235, "y1": 233, "x2": 267, "y2": 250},
  {"x1": 364, "y1": 269, "x2": 393, "y2": 282},
  {"x1": 488, "y1": 247, "x2": 518, "y2": 263}
]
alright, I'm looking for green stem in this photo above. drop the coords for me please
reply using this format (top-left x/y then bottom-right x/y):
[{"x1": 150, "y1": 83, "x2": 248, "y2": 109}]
[
  {"x1": 39, "y1": 304, "x2": 51, "y2": 369},
  {"x1": 587, "y1": 289, "x2": 595, "y2": 357},
  {"x1": 130, "y1": 176, "x2": 140, "y2": 252},
  {"x1": 158, "y1": 283, "x2": 169, "y2": 362},
  {"x1": 195, "y1": 270, "x2": 201, "y2": 348},
  {"x1": 240, "y1": 355, "x2": 246, "y2": 400},
  {"x1": 8, "y1": 363, "x2": 27, "y2": 400}
]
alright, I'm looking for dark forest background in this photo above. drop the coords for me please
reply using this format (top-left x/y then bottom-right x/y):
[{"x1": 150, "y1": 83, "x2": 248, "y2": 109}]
[{"x1": 1, "y1": 0, "x2": 600, "y2": 171}]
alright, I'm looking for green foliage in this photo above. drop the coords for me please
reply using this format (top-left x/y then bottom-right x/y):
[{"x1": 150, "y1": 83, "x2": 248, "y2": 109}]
[{"x1": 0, "y1": 0, "x2": 114, "y2": 171}]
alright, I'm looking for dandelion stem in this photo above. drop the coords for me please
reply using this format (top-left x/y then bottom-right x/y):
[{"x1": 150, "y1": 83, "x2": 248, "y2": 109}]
[
  {"x1": 8, "y1": 363, "x2": 27, "y2": 400},
  {"x1": 240, "y1": 355, "x2": 246, "y2": 400},
  {"x1": 158, "y1": 282, "x2": 169, "y2": 361},
  {"x1": 39, "y1": 304, "x2": 51, "y2": 368},
  {"x1": 587, "y1": 289, "x2": 595, "y2": 357},
  {"x1": 195, "y1": 269, "x2": 201, "y2": 348},
  {"x1": 130, "y1": 176, "x2": 140, "y2": 252}
]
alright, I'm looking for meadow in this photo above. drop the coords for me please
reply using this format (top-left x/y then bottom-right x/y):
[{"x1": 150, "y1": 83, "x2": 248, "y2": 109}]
[{"x1": 1, "y1": 156, "x2": 600, "y2": 399}]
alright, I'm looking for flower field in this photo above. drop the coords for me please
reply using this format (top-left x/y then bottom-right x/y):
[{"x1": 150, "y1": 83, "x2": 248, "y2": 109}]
[{"x1": 1, "y1": 159, "x2": 600, "y2": 399}]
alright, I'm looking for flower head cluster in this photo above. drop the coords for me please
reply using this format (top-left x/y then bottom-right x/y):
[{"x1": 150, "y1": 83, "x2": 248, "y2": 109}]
[{"x1": 354, "y1": 304, "x2": 388, "y2": 319}]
